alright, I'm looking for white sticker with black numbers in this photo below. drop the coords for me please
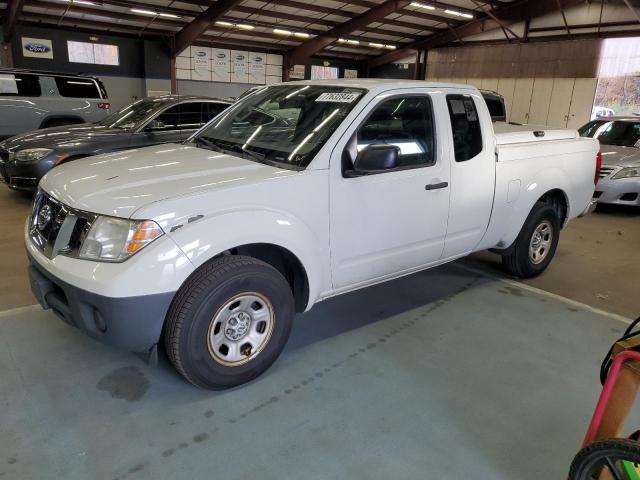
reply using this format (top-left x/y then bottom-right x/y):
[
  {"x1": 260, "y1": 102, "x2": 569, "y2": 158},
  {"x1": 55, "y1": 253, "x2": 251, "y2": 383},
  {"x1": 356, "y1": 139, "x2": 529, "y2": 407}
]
[{"x1": 315, "y1": 92, "x2": 360, "y2": 103}]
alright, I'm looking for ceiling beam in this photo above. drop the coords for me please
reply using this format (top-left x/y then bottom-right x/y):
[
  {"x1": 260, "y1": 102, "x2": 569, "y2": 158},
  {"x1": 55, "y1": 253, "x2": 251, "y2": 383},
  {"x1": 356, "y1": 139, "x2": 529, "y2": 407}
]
[
  {"x1": 174, "y1": 0, "x2": 244, "y2": 55},
  {"x1": 3, "y1": 0, "x2": 26, "y2": 41},
  {"x1": 368, "y1": 0, "x2": 586, "y2": 67},
  {"x1": 285, "y1": 0, "x2": 413, "y2": 65}
]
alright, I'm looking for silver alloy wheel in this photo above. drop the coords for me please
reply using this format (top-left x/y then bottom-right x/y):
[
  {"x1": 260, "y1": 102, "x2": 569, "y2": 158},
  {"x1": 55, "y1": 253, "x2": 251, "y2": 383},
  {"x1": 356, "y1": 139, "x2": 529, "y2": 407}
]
[
  {"x1": 207, "y1": 292, "x2": 275, "y2": 367},
  {"x1": 529, "y1": 220, "x2": 553, "y2": 265}
]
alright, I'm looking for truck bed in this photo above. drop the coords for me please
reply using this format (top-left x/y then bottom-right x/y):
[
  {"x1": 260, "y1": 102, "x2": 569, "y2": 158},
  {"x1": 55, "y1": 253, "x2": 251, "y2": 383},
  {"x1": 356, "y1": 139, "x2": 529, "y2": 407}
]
[{"x1": 493, "y1": 122, "x2": 579, "y2": 146}]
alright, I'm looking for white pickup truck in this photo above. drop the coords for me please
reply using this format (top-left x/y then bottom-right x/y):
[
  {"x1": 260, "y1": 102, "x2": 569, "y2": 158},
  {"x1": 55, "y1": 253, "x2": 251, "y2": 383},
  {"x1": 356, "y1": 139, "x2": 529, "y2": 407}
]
[{"x1": 26, "y1": 80, "x2": 600, "y2": 389}]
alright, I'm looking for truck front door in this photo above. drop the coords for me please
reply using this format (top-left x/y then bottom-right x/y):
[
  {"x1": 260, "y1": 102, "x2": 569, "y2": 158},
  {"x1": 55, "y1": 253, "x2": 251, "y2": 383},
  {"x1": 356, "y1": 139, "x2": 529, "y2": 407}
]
[{"x1": 329, "y1": 91, "x2": 451, "y2": 290}]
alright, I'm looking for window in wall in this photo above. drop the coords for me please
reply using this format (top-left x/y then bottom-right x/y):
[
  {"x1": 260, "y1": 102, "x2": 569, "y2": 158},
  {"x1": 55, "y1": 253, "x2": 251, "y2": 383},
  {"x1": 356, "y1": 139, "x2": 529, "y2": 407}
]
[
  {"x1": 446, "y1": 94, "x2": 483, "y2": 162},
  {"x1": 0, "y1": 74, "x2": 41, "y2": 97},
  {"x1": 67, "y1": 41, "x2": 119, "y2": 66},
  {"x1": 356, "y1": 96, "x2": 436, "y2": 168},
  {"x1": 54, "y1": 77, "x2": 101, "y2": 99}
]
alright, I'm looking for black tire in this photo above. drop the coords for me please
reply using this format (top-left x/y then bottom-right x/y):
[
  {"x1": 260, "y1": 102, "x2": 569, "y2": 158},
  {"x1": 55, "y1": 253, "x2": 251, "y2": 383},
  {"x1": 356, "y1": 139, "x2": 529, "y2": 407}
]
[
  {"x1": 44, "y1": 119, "x2": 79, "y2": 128},
  {"x1": 568, "y1": 438, "x2": 640, "y2": 480},
  {"x1": 501, "y1": 201, "x2": 560, "y2": 278},
  {"x1": 164, "y1": 255, "x2": 295, "y2": 390}
]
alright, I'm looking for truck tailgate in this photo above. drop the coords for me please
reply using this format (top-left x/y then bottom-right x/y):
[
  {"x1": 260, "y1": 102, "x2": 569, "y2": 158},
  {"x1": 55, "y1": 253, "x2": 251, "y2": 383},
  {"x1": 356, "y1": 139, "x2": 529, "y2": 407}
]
[{"x1": 493, "y1": 122, "x2": 579, "y2": 145}]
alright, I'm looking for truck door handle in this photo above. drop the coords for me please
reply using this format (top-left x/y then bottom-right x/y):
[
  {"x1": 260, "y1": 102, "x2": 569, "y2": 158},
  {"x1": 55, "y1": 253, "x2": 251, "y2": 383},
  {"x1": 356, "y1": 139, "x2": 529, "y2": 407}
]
[{"x1": 425, "y1": 181, "x2": 448, "y2": 191}]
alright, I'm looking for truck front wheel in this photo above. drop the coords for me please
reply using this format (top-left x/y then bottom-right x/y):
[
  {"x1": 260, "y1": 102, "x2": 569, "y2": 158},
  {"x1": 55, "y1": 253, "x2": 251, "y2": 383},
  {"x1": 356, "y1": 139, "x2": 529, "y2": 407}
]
[
  {"x1": 501, "y1": 202, "x2": 560, "y2": 278},
  {"x1": 164, "y1": 255, "x2": 295, "y2": 389}
]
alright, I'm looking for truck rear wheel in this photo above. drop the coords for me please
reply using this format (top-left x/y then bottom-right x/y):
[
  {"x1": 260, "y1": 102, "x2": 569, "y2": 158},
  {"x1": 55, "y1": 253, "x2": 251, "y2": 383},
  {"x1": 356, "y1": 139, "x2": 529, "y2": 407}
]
[
  {"x1": 501, "y1": 202, "x2": 560, "y2": 278},
  {"x1": 164, "y1": 255, "x2": 295, "y2": 389}
]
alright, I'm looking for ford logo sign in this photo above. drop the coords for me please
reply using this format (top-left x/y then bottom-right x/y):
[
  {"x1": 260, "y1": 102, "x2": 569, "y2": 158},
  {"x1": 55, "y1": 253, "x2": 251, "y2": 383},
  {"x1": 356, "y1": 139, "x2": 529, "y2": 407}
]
[
  {"x1": 216, "y1": 53, "x2": 226, "y2": 59},
  {"x1": 196, "y1": 51, "x2": 207, "y2": 57},
  {"x1": 235, "y1": 55, "x2": 245, "y2": 61},
  {"x1": 25, "y1": 43, "x2": 51, "y2": 54},
  {"x1": 254, "y1": 56, "x2": 263, "y2": 62}
]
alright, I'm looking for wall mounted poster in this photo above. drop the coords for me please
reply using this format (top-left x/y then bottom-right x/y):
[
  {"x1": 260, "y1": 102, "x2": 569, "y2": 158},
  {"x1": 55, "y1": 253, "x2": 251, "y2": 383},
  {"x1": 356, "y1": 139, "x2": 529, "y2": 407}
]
[
  {"x1": 212, "y1": 48, "x2": 230, "y2": 82},
  {"x1": 231, "y1": 50, "x2": 249, "y2": 83},
  {"x1": 290, "y1": 64, "x2": 305, "y2": 79},
  {"x1": 344, "y1": 69, "x2": 358, "y2": 79},
  {"x1": 22, "y1": 37, "x2": 53, "y2": 59},
  {"x1": 191, "y1": 46, "x2": 211, "y2": 81},
  {"x1": 249, "y1": 52, "x2": 266, "y2": 84}
]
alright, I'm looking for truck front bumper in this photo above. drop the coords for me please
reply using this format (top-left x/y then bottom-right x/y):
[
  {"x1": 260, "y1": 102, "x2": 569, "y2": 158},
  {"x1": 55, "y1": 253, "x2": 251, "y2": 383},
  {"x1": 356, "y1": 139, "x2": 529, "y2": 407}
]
[{"x1": 28, "y1": 252, "x2": 174, "y2": 354}]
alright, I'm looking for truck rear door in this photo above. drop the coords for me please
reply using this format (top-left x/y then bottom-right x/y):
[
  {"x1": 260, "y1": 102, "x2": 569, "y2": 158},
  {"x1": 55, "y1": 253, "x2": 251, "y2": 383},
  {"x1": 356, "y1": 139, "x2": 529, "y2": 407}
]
[{"x1": 441, "y1": 91, "x2": 496, "y2": 258}]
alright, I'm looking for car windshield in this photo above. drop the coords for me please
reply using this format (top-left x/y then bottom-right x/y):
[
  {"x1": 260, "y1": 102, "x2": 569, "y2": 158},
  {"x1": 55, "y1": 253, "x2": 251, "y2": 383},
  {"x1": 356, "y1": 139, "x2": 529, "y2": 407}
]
[
  {"x1": 192, "y1": 85, "x2": 366, "y2": 169},
  {"x1": 580, "y1": 120, "x2": 640, "y2": 147},
  {"x1": 96, "y1": 98, "x2": 167, "y2": 130}
]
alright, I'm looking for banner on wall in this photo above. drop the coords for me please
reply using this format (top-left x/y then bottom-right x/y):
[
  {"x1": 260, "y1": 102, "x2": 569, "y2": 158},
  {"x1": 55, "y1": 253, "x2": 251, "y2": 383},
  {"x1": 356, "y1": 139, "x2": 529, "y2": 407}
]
[
  {"x1": 231, "y1": 50, "x2": 249, "y2": 83},
  {"x1": 249, "y1": 52, "x2": 266, "y2": 84},
  {"x1": 21, "y1": 37, "x2": 53, "y2": 59},
  {"x1": 289, "y1": 64, "x2": 305, "y2": 79},
  {"x1": 344, "y1": 69, "x2": 358, "y2": 79},
  {"x1": 212, "y1": 48, "x2": 230, "y2": 82},
  {"x1": 191, "y1": 46, "x2": 211, "y2": 81}
]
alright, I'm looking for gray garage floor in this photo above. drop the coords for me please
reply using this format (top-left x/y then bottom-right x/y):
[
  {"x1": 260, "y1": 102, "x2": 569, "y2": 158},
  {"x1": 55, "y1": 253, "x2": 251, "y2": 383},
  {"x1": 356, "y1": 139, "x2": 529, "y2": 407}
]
[{"x1": 0, "y1": 264, "x2": 629, "y2": 480}]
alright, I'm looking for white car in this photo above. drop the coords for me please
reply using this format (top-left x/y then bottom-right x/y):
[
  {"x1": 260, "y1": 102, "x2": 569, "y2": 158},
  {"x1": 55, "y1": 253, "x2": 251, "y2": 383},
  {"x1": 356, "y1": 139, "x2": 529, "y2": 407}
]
[{"x1": 26, "y1": 80, "x2": 599, "y2": 389}]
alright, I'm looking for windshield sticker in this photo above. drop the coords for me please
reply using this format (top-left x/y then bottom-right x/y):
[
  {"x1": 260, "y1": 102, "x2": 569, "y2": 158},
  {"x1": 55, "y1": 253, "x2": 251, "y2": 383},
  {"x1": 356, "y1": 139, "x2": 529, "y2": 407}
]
[{"x1": 315, "y1": 92, "x2": 360, "y2": 103}]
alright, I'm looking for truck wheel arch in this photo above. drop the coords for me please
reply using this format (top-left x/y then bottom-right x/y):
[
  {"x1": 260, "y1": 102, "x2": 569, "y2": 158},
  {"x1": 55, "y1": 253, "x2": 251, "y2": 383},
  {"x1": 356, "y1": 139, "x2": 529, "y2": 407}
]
[
  {"x1": 180, "y1": 243, "x2": 310, "y2": 313},
  {"x1": 537, "y1": 188, "x2": 569, "y2": 227}
]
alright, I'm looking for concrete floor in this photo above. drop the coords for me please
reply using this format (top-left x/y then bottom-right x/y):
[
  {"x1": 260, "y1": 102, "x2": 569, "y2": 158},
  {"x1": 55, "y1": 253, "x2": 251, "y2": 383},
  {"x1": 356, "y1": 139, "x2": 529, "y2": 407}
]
[{"x1": 0, "y1": 265, "x2": 628, "y2": 480}]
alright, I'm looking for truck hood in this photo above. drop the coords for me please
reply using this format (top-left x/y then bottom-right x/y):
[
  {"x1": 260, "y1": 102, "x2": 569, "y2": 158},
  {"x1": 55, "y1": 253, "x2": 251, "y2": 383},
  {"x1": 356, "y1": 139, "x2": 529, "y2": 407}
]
[
  {"x1": 40, "y1": 143, "x2": 296, "y2": 218},
  {"x1": 599, "y1": 145, "x2": 640, "y2": 168},
  {"x1": 0, "y1": 123, "x2": 125, "y2": 151}
]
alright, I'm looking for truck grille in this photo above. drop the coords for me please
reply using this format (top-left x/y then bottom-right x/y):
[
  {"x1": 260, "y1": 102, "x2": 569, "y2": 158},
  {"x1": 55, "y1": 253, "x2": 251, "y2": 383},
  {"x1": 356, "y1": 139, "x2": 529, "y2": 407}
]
[
  {"x1": 599, "y1": 166, "x2": 617, "y2": 179},
  {"x1": 29, "y1": 191, "x2": 95, "y2": 259}
]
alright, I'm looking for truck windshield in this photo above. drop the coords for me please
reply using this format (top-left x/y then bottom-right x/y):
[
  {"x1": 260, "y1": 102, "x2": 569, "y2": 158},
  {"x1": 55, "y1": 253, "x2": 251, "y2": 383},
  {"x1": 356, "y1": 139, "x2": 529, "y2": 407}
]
[
  {"x1": 579, "y1": 120, "x2": 640, "y2": 147},
  {"x1": 96, "y1": 98, "x2": 166, "y2": 130},
  {"x1": 192, "y1": 85, "x2": 366, "y2": 169}
]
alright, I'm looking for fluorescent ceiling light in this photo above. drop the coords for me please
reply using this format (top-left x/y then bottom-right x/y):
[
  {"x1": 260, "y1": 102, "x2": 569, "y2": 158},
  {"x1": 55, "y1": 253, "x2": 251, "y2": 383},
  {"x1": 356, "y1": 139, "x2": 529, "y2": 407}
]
[
  {"x1": 384, "y1": 45, "x2": 397, "y2": 50},
  {"x1": 294, "y1": 32, "x2": 310, "y2": 38},
  {"x1": 444, "y1": 9, "x2": 473, "y2": 18},
  {"x1": 338, "y1": 38, "x2": 347, "y2": 43},
  {"x1": 62, "y1": 0, "x2": 96, "y2": 5},
  {"x1": 216, "y1": 21, "x2": 233, "y2": 26},
  {"x1": 159, "y1": 12, "x2": 180, "y2": 18},
  {"x1": 274, "y1": 28, "x2": 292, "y2": 35},
  {"x1": 130, "y1": 8, "x2": 156, "y2": 15},
  {"x1": 236, "y1": 24, "x2": 254, "y2": 30},
  {"x1": 410, "y1": 2, "x2": 435, "y2": 10},
  {"x1": 346, "y1": 39, "x2": 359, "y2": 45},
  {"x1": 369, "y1": 42, "x2": 384, "y2": 48}
]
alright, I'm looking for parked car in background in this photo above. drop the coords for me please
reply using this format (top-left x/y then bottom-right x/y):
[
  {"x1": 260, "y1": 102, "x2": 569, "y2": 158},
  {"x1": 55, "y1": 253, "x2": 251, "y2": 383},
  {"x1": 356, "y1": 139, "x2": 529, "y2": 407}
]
[
  {"x1": 480, "y1": 89, "x2": 507, "y2": 122},
  {"x1": 591, "y1": 106, "x2": 615, "y2": 120},
  {"x1": 579, "y1": 117, "x2": 640, "y2": 206},
  {"x1": 0, "y1": 68, "x2": 111, "y2": 140},
  {"x1": 0, "y1": 95, "x2": 231, "y2": 190},
  {"x1": 26, "y1": 80, "x2": 599, "y2": 389}
]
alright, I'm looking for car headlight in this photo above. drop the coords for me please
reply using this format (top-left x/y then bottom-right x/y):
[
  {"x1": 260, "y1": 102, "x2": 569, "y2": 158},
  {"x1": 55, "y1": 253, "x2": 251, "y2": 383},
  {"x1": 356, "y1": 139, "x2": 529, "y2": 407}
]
[
  {"x1": 612, "y1": 167, "x2": 640, "y2": 180},
  {"x1": 15, "y1": 148, "x2": 54, "y2": 163},
  {"x1": 79, "y1": 216, "x2": 163, "y2": 262}
]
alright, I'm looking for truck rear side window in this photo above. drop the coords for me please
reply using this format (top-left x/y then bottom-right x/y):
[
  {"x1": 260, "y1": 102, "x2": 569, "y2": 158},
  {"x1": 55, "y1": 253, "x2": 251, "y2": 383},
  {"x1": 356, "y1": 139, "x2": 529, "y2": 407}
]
[
  {"x1": 0, "y1": 73, "x2": 41, "y2": 97},
  {"x1": 54, "y1": 77, "x2": 101, "y2": 99},
  {"x1": 356, "y1": 95, "x2": 436, "y2": 168},
  {"x1": 447, "y1": 94, "x2": 482, "y2": 162}
]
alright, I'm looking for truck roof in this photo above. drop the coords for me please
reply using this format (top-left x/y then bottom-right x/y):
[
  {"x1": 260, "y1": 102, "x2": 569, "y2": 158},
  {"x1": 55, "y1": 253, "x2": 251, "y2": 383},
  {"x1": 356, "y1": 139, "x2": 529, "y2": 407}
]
[{"x1": 275, "y1": 78, "x2": 478, "y2": 93}]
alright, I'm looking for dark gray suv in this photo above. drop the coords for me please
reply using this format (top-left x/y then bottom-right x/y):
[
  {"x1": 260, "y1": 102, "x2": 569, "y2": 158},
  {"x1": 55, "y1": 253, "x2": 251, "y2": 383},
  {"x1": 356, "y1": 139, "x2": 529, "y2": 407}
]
[{"x1": 0, "y1": 95, "x2": 231, "y2": 190}]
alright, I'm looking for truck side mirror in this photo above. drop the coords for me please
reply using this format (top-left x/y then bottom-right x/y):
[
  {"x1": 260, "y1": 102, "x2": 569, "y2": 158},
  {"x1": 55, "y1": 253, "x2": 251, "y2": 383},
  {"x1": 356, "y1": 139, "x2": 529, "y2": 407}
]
[{"x1": 350, "y1": 144, "x2": 400, "y2": 175}]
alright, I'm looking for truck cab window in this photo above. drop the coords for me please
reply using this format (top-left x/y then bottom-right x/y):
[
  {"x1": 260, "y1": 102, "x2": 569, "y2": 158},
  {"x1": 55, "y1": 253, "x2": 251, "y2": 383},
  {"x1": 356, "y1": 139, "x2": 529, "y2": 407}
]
[
  {"x1": 355, "y1": 96, "x2": 435, "y2": 169},
  {"x1": 446, "y1": 94, "x2": 483, "y2": 162}
]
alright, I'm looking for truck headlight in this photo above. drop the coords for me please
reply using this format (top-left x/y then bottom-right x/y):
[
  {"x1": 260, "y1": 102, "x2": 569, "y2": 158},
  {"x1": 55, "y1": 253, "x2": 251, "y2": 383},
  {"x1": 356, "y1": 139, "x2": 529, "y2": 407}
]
[
  {"x1": 15, "y1": 148, "x2": 54, "y2": 163},
  {"x1": 79, "y1": 216, "x2": 163, "y2": 262},
  {"x1": 611, "y1": 167, "x2": 640, "y2": 180}
]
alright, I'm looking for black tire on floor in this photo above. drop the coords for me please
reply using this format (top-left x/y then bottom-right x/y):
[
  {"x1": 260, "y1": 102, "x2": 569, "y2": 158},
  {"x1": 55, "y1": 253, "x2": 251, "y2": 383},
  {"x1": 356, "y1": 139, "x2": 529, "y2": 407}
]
[
  {"x1": 568, "y1": 438, "x2": 640, "y2": 480},
  {"x1": 164, "y1": 255, "x2": 295, "y2": 390},
  {"x1": 501, "y1": 201, "x2": 561, "y2": 278}
]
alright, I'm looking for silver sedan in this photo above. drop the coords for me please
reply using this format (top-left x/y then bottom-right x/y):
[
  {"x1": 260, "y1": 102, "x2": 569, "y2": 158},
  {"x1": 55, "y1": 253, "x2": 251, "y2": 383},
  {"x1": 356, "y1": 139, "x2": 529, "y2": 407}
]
[{"x1": 579, "y1": 117, "x2": 640, "y2": 206}]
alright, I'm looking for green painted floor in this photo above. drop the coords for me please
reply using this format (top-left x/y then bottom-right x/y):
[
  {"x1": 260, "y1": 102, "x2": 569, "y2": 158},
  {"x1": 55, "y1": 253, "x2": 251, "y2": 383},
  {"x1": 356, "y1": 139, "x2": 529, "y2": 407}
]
[{"x1": 0, "y1": 264, "x2": 627, "y2": 479}]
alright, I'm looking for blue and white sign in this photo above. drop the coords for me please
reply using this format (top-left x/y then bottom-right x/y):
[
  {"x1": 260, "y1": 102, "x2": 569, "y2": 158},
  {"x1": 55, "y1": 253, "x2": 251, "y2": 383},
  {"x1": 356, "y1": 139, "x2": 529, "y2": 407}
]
[{"x1": 22, "y1": 37, "x2": 53, "y2": 59}]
